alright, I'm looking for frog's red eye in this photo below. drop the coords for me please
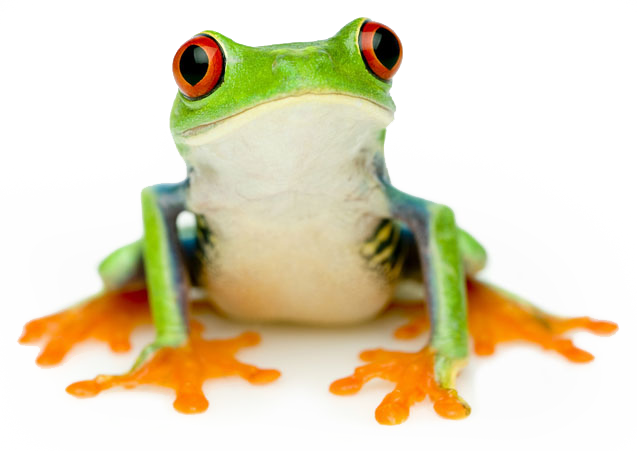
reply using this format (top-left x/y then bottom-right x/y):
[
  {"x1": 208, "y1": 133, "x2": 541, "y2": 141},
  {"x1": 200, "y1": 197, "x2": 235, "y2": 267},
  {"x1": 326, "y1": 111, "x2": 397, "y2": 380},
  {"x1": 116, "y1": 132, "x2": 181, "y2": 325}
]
[
  {"x1": 173, "y1": 34, "x2": 225, "y2": 100},
  {"x1": 358, "y1": 21, "x2": 402, "y2": 81}
]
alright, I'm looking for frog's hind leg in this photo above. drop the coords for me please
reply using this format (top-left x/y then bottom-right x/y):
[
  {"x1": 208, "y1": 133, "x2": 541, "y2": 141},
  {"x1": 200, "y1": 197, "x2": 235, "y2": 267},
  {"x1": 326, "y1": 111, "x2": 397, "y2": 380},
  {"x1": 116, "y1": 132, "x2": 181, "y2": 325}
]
[
  {"x1": 19, "y1": 240, "x2": 152, "y2": 366},
  {"x1": 391, "y1": 227, "x2": 617, "y2": 361},
  {"x1": 393, "y1": 278, "x2": 618, "y2": 362}
]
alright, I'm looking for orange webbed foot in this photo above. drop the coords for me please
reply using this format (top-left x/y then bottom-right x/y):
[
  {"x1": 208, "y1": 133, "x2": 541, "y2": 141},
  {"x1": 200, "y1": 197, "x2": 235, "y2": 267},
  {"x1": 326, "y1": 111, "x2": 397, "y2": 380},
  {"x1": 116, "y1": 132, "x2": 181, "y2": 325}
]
[
  {"x1": 391, "y1": 280, "x2": 618, "y2": 363},
  {"x1": 66, "y1": 320, "x2": 281, "y2": 414},
  {"x1": 330, "y1": 348, "x2": 469, "y2": 425},
  {"x1": 467, "y1": 279, "x2": 618, "y2": 362},
  {"x1": 19, "y1": 288, "x2": 151, "y2": 366}
]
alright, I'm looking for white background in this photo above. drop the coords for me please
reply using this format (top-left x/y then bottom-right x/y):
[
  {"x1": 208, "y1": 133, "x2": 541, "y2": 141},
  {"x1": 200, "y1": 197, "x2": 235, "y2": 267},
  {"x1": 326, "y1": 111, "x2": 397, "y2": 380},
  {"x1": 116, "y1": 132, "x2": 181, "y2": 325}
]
[{"x1": 1, "y1": 1, "x2": 635, "y2": 450}]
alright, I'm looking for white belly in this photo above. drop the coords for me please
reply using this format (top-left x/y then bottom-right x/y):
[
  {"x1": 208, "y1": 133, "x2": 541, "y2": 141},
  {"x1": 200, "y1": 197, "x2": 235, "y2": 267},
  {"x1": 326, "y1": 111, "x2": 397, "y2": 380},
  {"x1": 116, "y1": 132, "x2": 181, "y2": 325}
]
[
  {"x1": 198, "y1": 207, "x2": 393, "y2": 325},
  {"x1": 180, "y1": 94, "x2": 396, "y2": 324}
]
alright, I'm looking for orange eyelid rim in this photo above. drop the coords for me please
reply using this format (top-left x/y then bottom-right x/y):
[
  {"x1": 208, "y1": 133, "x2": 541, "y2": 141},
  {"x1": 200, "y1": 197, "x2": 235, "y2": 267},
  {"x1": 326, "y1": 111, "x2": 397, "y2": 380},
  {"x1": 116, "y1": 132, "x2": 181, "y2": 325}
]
[
  {"x1": 172, "y1": 34, "x2": 224, "y2": 100},
  {"x1": 359, "y1": 21, "x2": 403, "y2": 81}
]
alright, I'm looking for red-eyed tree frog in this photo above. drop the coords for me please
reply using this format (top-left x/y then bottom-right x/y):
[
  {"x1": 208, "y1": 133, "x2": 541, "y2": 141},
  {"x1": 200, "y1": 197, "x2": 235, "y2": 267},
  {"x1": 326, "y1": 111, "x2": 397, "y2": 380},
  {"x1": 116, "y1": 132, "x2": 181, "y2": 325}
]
[{"x1": 20, "y1": 18, "x2": 617, "y2": 425}]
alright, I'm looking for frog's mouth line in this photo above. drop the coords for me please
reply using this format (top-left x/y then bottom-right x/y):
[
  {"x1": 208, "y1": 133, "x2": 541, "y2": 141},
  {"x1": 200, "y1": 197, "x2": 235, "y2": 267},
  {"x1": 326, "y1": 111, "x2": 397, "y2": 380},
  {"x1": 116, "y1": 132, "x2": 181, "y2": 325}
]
[{"x1": 177, "y1": 92, "x2": 394, "y2": 140}]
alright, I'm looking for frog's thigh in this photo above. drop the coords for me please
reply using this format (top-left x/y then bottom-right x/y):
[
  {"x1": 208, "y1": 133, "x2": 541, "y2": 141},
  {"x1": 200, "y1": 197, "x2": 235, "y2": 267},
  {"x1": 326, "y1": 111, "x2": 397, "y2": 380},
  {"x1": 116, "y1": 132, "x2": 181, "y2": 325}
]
[
  {"x1": 98, "y1": 240, "x2": 145, "y2": 290},
  {"x1": 458, "y1": 228, "x2": 487, "y2": 277}
]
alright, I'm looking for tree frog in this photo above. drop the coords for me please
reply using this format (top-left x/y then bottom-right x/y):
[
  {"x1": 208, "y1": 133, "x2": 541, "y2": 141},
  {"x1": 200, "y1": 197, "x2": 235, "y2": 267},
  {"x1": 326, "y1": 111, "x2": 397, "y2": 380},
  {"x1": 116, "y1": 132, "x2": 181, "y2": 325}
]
[{"x1": 20, "y1": 18, "x2": 617, "y2": 425}]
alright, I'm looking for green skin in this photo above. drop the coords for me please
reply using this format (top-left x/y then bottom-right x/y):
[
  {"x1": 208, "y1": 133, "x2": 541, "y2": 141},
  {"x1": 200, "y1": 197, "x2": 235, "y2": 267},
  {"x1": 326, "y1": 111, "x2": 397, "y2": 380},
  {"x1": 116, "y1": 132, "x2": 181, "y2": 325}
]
[{"x1": 99, "y1": 18, "x2": 488, "y2": 391}]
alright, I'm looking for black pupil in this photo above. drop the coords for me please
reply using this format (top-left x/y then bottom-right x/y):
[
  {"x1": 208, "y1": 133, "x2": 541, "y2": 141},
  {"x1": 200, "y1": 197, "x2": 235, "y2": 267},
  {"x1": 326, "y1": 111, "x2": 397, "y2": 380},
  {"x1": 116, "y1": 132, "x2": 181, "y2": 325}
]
[
  {"x1": 372, "y1": 28, "x2": 400, "y2": 70},
  {"x1": 180, "y1": 45, "x2": 209, "y2": 86}
]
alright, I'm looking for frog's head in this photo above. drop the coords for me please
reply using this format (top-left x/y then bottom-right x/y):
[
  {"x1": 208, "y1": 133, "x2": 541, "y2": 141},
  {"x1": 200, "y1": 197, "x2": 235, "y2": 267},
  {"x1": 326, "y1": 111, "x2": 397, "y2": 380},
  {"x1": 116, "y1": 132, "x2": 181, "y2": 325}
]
[{"x1": 170, "y1": 18, "x2": 402, "y2": 172}]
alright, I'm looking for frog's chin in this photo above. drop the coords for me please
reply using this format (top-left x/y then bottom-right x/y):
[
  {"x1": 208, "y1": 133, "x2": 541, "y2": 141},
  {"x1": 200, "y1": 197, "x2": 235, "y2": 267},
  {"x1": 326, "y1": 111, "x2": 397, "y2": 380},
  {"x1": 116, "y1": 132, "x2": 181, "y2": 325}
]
[
  {"x1": 174, "y1": 92, "x2": 394, "y2": 145},
  {"x1": 179, "y1": 90, "x2": 393, "y2": 207}
]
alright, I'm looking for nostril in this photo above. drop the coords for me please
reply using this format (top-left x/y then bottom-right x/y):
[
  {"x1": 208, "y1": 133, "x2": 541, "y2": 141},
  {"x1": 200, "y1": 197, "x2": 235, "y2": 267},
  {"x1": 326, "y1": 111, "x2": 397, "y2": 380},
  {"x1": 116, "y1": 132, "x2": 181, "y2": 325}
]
[{"x1": 271, "y1": 47, "x2": 334, "y2": 73}]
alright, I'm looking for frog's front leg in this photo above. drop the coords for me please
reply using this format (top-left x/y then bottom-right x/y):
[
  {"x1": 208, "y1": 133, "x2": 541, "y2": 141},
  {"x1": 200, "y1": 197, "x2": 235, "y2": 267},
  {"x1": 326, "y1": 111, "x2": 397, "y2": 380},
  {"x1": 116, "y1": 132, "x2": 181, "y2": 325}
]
[
  {"x1": 64, "y1": 182, "x2": 280, "y2": 413},
  {"x1": 331, "y1": 184, "x2": 470, "y2": 424}
]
